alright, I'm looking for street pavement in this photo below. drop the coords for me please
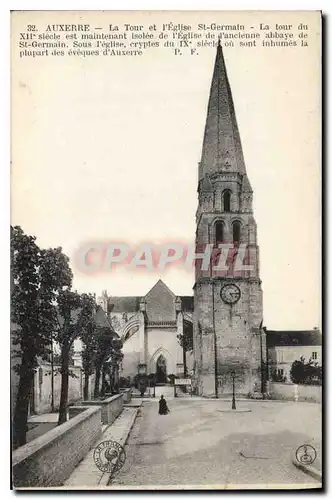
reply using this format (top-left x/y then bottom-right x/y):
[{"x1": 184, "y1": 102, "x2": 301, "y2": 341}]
[{"x1": 112, "y1": 398, "x2": 321, "y2": 489}]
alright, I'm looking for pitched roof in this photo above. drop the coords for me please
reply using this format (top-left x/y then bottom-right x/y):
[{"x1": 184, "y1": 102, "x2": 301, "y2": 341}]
[
  {"x1": 200, "y1": 43, "x2": 248, "y2": 180},
  {"x1": 267, "y1": 330, "x2": 322, "y2": 347},
  {"x1": 180, "y1": 296, "x2": 194, "y2": 311},
  {"x1": 95, "y1": 305, "x2": 112, "y2": 329},
  {"x1": 107, "y1": 296, "x2": 140, "y2": 313},
  {"x1": 144, "y1": 279, "x2": 175, "y2": 299}
]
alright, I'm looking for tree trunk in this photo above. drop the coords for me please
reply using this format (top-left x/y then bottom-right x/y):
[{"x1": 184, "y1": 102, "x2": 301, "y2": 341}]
[
  {"x1": 58, "y1": 344, "x2": 69, "y2": 425},
  {"x1": 94, "y1": 366, "x2": 101, "y2": 399},
  {"x1": 183, "y1": 345, "x2": 187, "y2": 377},
  {"x1": 101, "y1": 366, "x2": 106, "y2": 397},
  {"x1": 83, "y1": 371, "x2": 89, "y2": 401},
  {"x1": 114, "y1": 366, "x2": 119, "y2": 393},
  {"x1": 182, "y1": 346, "x2": 187, "y2": 394},
  {"x1": 13, "y1": 351, "x2": 35, "y2": 449},
  {"x1": 109, "y1": 365, "x2": 114, "y2": 394}
]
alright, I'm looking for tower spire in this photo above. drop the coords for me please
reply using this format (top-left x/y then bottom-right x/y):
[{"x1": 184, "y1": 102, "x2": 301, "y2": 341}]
[{"x1": 200, "y1": 45, "x2": 247, "y2": 180}]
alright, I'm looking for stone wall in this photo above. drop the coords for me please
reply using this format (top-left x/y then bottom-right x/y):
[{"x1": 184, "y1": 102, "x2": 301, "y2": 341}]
[
  {"x1": 32, "y1": 363, "x2": 83, "y2": 414},
  {"x1": 120, "y1": 388, "x2": 132, "y2": 403},
  {"x1": 269, "y1": 382, "x2": 321, "y2": 403},
  {"x1": 12, "y1": 406, "x2": 102, "y2": 488},
  {"x1": 79, "y1": 393, "x2": 124, "y2": 425}
]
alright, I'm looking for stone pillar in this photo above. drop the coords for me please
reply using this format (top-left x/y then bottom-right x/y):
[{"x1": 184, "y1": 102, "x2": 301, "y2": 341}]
[
  {"x1": 175, "y1": 298, "x2": 184, "y2": 372},
  {"x1": 139, "y1": 299, "x2": 146, "y2": 365},
  {"x1": 215, "y1": 183, "x2": 222, "y2": 211}
]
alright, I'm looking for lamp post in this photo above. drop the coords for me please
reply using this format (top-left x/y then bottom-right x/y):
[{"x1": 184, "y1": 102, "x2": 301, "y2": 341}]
[
  {"x1": 259, "y1": 322, "x2": 265, "y2": 399},
  {"x1": 51, "y1": 338, "x2": 55, "y2": 412},
  {"x1": 231, "y1": 371, "x2": 236, "y2": 410}
]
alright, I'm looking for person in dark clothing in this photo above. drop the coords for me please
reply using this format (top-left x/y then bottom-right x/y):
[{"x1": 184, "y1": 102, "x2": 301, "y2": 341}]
[{"x1": 158, "y1": 395, "x2": 170, "y2": 415}]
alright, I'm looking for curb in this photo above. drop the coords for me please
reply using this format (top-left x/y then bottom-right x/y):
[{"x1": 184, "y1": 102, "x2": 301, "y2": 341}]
[
  {"x1": 219, "y1": 408, "x2": 252, "y2": 413},
  {"x1": 98, "y1": 408, "x2": 139, "y2": 486},
  {"x1": 292, "y1": 459, "x2": 322, "y2": 483}
]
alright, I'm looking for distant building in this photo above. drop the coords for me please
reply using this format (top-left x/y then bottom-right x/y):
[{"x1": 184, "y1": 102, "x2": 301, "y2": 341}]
[
  {"x1": 98, "y1": 280, "x2": 194, "y2": 382},
  {"x1": 267, "y1": 329, "x2": 322, "y2": 382}
]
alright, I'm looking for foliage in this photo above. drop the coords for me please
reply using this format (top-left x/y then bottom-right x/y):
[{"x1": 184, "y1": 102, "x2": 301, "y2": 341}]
[
  {"x1": 119, "y1": 376, "x2": 132, "y2": 388},
  {"x1": 93, "y1": 328, "x2": 123, "y2": 398},
  {"x1": 11, "y1": 225, "x2": 72, "y2": 447},
  {"x1": 133, "y1": 374, "x2": 140, "y2": 389},
  {"x1": 167, "y1": 374, "x2": 177, "y2": 385},
  {"x1": 133, "y1": 373, "x2": 148, "y2": 395},
  {"x1": 81, "y1": 305, "x2": 98, "y2": 399},
  {"x1": 55, "y1": 291, "x2": 96, "y2": 424},
  {"x1": 52, "y1": 345, "x2": 75, "y2": 366},
  {"x1": 138, "y1": 374, "x2": 148, "y2": 396},
  {"x1": 177, "y1": 321, "x2": 193, "y2": 353},
  {"x1": 177, "y1": 320, "x2": 193, "y2": 377},
  {"x1": 148, "y1": 373, "x2": 156, "y2": 387},
  {"x1": 290, "y1": 356, "x2": 322, "y2": 385}
]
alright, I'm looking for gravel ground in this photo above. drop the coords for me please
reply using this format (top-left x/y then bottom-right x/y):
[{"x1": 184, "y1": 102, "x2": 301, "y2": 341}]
[{"x1": 112, "y1": 399, "x2": 321, "y2": 489}]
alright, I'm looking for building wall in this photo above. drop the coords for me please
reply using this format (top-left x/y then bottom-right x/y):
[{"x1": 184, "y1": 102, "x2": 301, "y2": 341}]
[
  {"x1": 120, "y1": 326, "x2": 193, "y2": 378},
  {"x1": 146, "y1": 327, "x2": 182, "y2": 375},
  {"x1": 32, "y1": 363, "x2": 83, "y2": 415},
  {"x1": 268, "y1": 345, "x2": 322, "y2": 381},
  {"x1": 121, "y1": 328, "x2": 140, "y2": 378}
]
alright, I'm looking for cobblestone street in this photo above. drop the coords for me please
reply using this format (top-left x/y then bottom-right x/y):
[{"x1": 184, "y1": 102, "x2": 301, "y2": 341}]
[{"x1": 112, "y1": 399, "x2": 321, "y2": 489}]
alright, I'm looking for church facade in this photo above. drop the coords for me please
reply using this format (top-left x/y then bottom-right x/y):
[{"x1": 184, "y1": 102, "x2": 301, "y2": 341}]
[
  {"x1": 193, "y1": 42, "x2": 266, "y2": 397},
  {"x1": 98, "y1": 280, "x2": 194, "y2": 382}
]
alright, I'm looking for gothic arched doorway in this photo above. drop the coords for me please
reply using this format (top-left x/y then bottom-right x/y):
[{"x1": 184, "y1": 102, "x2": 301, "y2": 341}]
[{"x1": 156, "y1": 354, "x2": 167, "y2": 384}]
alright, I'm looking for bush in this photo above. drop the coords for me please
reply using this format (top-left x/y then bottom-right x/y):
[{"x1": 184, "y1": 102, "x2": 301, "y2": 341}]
[
  {"x1": 167, "y1": 374, "x2": 177, "y2": 385},
  {"x1": 119, "y1": 376, "x2": 131, "y2": 388},
  {"x1": 290, "y1": 356, "x2": 322, "y2": 385},
  {"x1": 148, "y1": 373, "x2": 156, "y2": 387},
  {"x1": 134, "y1": 373, "x2": 148, "y2": 395}
]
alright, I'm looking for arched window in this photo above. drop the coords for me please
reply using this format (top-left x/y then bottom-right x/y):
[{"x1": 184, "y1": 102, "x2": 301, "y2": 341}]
[
  {"x1": 215, "y1": 221, "x2": 224, "y2": 244},
  {"x1": 223, "y1": 190, "x2": 231, "y2": 212},
  {"x1": 233, "y1": 221, "x2": 241, "y2": 245}
]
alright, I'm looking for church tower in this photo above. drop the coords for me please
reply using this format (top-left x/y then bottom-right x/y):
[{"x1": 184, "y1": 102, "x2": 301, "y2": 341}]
[{"x1": 193, "y1": 43, "x2": 265, "y2": 397}]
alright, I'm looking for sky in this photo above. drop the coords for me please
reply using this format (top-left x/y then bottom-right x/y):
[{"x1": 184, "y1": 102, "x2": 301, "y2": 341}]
[{"x1": 11, "y1": 11, "x2": 321, "y2": 330}]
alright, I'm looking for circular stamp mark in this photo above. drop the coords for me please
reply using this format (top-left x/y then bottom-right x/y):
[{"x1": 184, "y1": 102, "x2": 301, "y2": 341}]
[
  {"x1": 93, "y1": 440, "x2": 126, "y2": 474},
  {"x1": 295, "y1": 444, "x2": 317, "y2": 466}
]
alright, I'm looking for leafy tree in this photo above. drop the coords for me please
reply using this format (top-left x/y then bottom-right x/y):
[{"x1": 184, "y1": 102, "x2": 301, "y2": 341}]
[
  {"x1": 119, "y1": 376, "x2": 131, "y2": 388},
  {"x1": 109, "y1": 337, "x2": 123, "y2": 393},
  {"x1": 290, "y1": 356, "x2": 322, "y2": 385},
  {"x1": 138, "y1": 374, "x2": 148, "y2": 397},
  {"x1": 11, "y1": 226, "x2": 72, "y2": 447},
  {"x1": 56, "y1": 291, "x2": 95, "y2": 424},
  {"x1": 93, "y1": 327, "x2": 116, "y2": 399},
  {"x1": 81, "y1": 310, "x2": 98, "y2": 400},
  {"x1": 148, "y1": 373, "x2": 156, "y2": 387},
  {"x1": 177, "y1": 320, "x2": 193, "y2": 377},
  {"x1": 100, "y1": 337, "x2": 123, "y2": 397}
]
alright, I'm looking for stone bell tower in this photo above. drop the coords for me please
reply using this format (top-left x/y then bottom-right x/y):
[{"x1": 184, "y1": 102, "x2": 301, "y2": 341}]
[{"x1": 193, "y1": 42, "x2": 265, "y2": 398}]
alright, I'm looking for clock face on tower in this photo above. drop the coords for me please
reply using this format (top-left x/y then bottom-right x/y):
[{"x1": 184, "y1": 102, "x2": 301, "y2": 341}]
[{"x1": 220, "y1": 284, "x2": 241, "y2": 305}]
